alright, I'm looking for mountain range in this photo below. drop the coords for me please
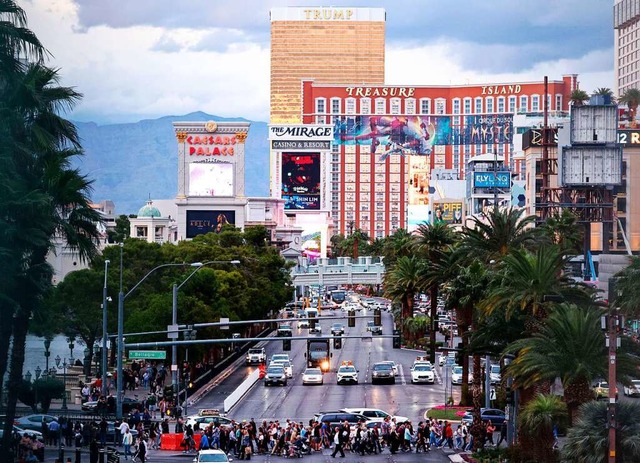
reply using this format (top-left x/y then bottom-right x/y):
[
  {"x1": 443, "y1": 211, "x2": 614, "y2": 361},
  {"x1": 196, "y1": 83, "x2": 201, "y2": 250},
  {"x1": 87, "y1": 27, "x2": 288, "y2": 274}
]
[{"x1": 73, "y1": 112, "x2": 270, "y2": 214}]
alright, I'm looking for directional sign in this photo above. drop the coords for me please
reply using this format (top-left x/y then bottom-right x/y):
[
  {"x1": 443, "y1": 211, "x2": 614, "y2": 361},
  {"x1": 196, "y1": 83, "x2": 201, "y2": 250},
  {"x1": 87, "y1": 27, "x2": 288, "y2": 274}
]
[
  {"x1": 129, "y1": 350, "x2": 166, "y2": 360},
  {"x1": 490, "y1": 388, "x2": 496, "y2": 401}
]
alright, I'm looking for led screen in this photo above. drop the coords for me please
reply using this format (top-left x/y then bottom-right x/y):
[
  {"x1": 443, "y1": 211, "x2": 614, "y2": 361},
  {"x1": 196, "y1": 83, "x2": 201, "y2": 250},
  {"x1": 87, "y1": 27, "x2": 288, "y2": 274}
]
[
  {"x1": 186, "y1": 210, "x2": 236, "y2": 238},
  {"x1": 281, "y1": 153, "x2": 321, "y2": 210},
  {"x1": 189, "y1": 163, "x2": 233, "y2": 197}
]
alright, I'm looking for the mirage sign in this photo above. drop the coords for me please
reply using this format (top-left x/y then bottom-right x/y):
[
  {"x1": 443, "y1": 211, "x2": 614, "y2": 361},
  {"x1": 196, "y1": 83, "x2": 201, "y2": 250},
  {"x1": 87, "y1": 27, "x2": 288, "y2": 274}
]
[{"x1": 269, "y1": 124, "x2": 333, "y2": 141}]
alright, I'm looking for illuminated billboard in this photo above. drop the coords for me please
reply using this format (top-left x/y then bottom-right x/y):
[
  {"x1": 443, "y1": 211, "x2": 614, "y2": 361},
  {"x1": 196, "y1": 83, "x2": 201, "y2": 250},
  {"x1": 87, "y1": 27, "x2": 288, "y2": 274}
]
[
  {"x1": 189, "y1": 163, "x2": 234, "y2": 197},
  {"x1": 281, "y1": 153, "x2": 321, "y2": 210},
  {"x1": 333, "y1": 114, "x2": 513, "y2": 161},
  {"x1": 473, "y1": 171, "x2": 511, "y2": 189},
  {"x1": 186, "y1": 210, "x2": 236, "y2": 238}
]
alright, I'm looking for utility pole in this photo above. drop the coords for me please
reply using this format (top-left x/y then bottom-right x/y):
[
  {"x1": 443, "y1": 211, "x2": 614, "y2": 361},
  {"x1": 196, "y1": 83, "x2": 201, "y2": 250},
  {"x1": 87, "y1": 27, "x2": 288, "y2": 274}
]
[{"x1": 607, "y1": 277, "x2": 619, "y2": 463}]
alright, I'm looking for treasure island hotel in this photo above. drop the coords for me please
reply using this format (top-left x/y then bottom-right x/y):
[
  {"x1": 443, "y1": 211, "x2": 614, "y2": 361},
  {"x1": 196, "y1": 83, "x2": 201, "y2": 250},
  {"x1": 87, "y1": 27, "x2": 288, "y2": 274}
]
[{"x1": 270, "y1": 7, "x2": 576, "y2": 245}]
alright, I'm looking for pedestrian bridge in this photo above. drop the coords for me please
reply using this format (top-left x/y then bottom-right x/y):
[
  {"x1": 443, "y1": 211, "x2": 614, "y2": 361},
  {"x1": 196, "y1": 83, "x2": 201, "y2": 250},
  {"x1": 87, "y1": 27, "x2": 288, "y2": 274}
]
[{"x1": 291, "y1": 256, "x2": 386, "y2": 286}]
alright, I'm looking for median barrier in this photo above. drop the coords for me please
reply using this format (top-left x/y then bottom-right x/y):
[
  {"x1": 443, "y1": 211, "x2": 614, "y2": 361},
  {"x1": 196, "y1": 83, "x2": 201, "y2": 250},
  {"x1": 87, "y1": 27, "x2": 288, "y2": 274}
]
[
  {"x1": 223, "y1": 368, "x2": 261, "y2": 413},
  {"x1": 161, "y1": 433, "x2": 202, "y2": 451}
]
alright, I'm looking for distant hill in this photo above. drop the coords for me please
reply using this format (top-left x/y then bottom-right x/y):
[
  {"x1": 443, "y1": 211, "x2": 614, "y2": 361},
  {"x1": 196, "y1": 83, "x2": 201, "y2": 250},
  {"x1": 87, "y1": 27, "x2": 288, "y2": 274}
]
[{"x1": 73, "y1": 111, "x2": 270, "y2": 214}]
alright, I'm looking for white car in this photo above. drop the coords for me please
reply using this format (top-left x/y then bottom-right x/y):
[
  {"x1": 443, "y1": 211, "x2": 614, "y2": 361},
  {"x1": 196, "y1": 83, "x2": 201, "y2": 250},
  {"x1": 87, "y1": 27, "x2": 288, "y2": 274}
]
[
  {"x1": 271, "y1": 353, "x2": 290, "y2": 364},
  {"x1": 342, "y1": 408, "x2": 409, "y2": 424},
  {"x1": 451, "y1": 365, "x2": 464, "y2": 385},
  {"x1": 302, "y1": 367, "x2": 324, "y2": 385},
  {"x1": 310, "y1": 324, "x2": 323, "y2": 334},
  {"x1": 411, "y1": 363, "x2": 435, "y2": 384},
  {"x1": 195, "y1": 449, "x2": 231, "y2": 462},
  {"x1": 490, "y1": 364, "x2": 501, "y2": 385},
  {"x1": 185, "y1": 410, "x2": 233, "y2": 429},
  {"x1": 438, "y1": 354, "x2": 447, "y2": 367},
  {"x1": 245, "y1": 347, "x2": 266, "y2": 365},
  {"x1": 336, "y1": 362, "x2": 359, "y2": 384},
  {"x1": 380, "y1": 360, "x2": 399, "y2": 376},
  {"x1": 298, "y1": 319, "x2": 310, "y2": 329},
  {"x1": 624, "y1": 379, "x2": 640, "y2": 396},
  {"x1": 271, "y1": 360, "x2": 293, "y2": 378}
]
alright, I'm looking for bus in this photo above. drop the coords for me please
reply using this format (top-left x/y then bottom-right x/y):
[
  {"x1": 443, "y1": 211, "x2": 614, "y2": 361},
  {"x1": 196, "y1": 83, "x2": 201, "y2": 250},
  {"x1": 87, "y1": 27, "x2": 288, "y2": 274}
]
[
  {"x1": 306, "y1": 339, "x2": 332, "y2": 372},
  {"x1": 330, "y1": 290, "x2": 347, "y2": 305}
]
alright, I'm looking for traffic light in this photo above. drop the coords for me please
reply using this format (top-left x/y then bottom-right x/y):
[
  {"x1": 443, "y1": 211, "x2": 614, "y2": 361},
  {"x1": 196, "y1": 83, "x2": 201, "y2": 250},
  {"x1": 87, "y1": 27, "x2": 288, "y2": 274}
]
[
  {"x1": 392, "y1": 329, "x2": 401, "y2": 349},
  {"x1": 283, "y1": 339, "x2": 291, "y2": 351},
  {"x1": 348, "y1": 310, "x2": 356, "y2": 328},
  {"x1": 333, "y1": 337, "x2": 342, "y2": 349},
  {"x1": 309, "y1": 311, "x2": 316, "y2": 329},
  {"x1": 374, "y1": 308, "x2": 381, "y2": 326}
]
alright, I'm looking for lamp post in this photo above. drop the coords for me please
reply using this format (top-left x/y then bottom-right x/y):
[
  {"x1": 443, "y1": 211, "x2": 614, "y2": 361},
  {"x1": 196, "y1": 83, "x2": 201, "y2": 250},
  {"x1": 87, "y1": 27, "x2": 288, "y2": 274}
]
[
  {"x1": 83, "y1": 348, "x2": 90, "y2": 376},
  {"x1": 44, "y1": 339, "x2": 51, "y2": 372},
  {"x1": 68, "y1": 339, "x2": 75, "y2": 363},
  {"x1": 116, "y1": 255, "x2": 239, "y2": 419},
  {"x1": 171, "y1": 260, "x2": 240, "y2": 397},
  {"x1": 102, "y1": 259, "x2": 110, "y2": 397}
]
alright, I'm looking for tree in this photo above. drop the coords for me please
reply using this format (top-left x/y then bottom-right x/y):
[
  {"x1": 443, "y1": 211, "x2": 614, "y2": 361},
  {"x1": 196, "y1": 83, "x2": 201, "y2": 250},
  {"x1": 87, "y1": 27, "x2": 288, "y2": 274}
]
[
  {"x1": 415, "y1": 221, "x2": 458, "y2": 363},
  {"x1": 381, "y1": 228, "x2": 415, "y2": 269},
  {"x1": 569, "y1": 89, "x2": 590, "y2": 106},
  {"x1": 383, "y1": 255, "x2": 426, "y2": 340},
  {"x1": 614, "y1": 256, "x2": 640, "y2": 318},
  {"x1": 107, "y1": 214, "x2": 131, "y2": 243},
  {"x1": 592, "y1": 87, "x2": 616, "y2": 103},
  {"x1": 562, "y1": 400, "x2": 640, "y2": 463},
  {"x1": 619, "y1": 88, "x2": 640, "y2": 127},
  {"x1": 539, "y1": 210, "x2": 583, "y2": 255},
  {"x1": 403, "y1": 315, "x2": 430, "y2": 345},
  {"x1": 505, "y1": 303, "x2": 637, "y2": 424},
  {"x1": 17, "y1": 378, "x2": 64, "y2": 413},
  {"x1": 519, "y1": 394, "x2": 567, "y2": 462}
]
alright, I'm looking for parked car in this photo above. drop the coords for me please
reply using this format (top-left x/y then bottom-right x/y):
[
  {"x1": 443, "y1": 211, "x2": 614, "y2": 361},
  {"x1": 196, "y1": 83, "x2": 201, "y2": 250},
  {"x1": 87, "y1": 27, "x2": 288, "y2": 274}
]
[
  {"x1": 0, "y1": 425, "x2": 44, "y2": 442},
  {"x1": 624, "y1": 379, "x2": 640, "y2": 397},
  {"x1": 461, "y1": 408, "x2": 506, "y2": 426},
  {"x1": 302, "y1": 368, "x2": 324, "y2": 385},
  {"x1": 13, "y1": 414, "x2": 58, "y2": 432},
  {"x1": 371, "y1": 362, "x2": 395, "y2": 384},
  {"x1": 593, "y1": 381, "x2": 610, "y2": 400}
]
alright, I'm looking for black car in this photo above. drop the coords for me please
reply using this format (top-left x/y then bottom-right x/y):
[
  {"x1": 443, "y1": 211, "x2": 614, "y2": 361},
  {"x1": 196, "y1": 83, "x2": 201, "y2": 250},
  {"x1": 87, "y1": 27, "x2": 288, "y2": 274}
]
[
  {"x1": 315, "y1": 412, "x2": 369, "y2": 429},
  {"x1": 82, "y1": 397, "x2": 143, "y2": 414},
  {"x1": 461, "y1": 408, "x2": 506, "y2": 426},
  {"x1": 264, "y1": 365, "x2": 287, "y2": 387},
  {"x1": 331, "y1": 323, "x2": 345, "y2": 336}
]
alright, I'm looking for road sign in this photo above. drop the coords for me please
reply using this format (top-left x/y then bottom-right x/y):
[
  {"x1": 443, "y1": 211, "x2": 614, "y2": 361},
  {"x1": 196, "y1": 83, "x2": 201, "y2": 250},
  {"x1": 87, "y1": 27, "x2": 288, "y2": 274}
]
[
  {"x1": 129, "y1": 350, "x2": 166, "y2": 360},
  {"x1": 490, "y1": 388, "x2": 496, "y2": 401},
  {"x1": 167, "y1": 324, "x2": 179, "y2": 339},
  {"x1": 220, "y1": 317, "x2": 230, "y2": 330}
]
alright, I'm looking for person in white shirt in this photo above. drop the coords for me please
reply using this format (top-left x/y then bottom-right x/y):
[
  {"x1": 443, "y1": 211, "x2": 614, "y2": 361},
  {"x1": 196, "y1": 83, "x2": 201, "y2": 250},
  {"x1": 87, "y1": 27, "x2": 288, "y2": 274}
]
[
  {"x1": 118, "y1": 421, "x2": 130, "y2": 446},
  {"x1": 122, "y1": 429, "x2": 134, "y2": 460}
]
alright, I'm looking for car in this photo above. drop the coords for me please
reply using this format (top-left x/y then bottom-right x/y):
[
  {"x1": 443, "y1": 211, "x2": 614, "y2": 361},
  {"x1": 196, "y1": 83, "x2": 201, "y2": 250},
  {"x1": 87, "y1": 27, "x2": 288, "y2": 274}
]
[
  {"x1": 411, "y1": 363, "x2": 435, "y2": 384},
  {"x1": 271, "y1": 353, "x2": 290, "y2": 364},
  {"x1": 342, "y1": 408, "x2": 409, "y2": 424},
  {"x1": 264, "y1": 365, "x2": 287, "y2": 386},
  {"x1": 371, "y1": 362, "x2": 395, "y2": 384},
  {"x1": 0, "y1": 425, "x2": 44, "y2": 442},
  {"x1": 185, "y1": 409, "x2": 233, "y2": 429},
  {"x1": 593, "y1": 381, "x2": 610, "y2": 400},
  {"x1": 438, "y1": 354, "x2": 447, "y2": 366},
  {"x1": 245, "y1": 347, "x2": 266, "y2": 365},
  {"x1": 336, "y1": 361, "x2": 358, "y2": 385},
  {"x1": 366, "y1": 321, "x2": 382, "y2": 335},
  {"x1": 450, "y1": 365, "x2": 464, "y2": 385},
  {"x1": 314, "y1": 412, "x2": 370, "y2": 429},
  {"x1": 13, "y1": 414, "x2": 59, "y2": 432},
  {"x1": 330, "y1": 323, "x2": 345, "y2": 336},
  {"x1": 277, "y1": 324, "x2": 293, "y2": 337},
  {"x1": 490, "y1": 364, "x2": 501, "y2": 385},
  {"x1": 461, "y1": 408, "x2": 506, "y2": 426},
  {"x1": 302, "y1": 367, "x2": 324, "y2": 385},
  {"x1": 624, "y1": 379, "x2": 640, "y2": 397},
  {"x1": 81, "y1": 396, "x2": 143, "y2": 414},
  {"x1": 309, "y1": 324, "x2": 322, "y2": 334},
  {"x1": 297, "y1": 319, "x2": 310, "y2": 329},
  {"x1": 270, "y1": 360, "x2": 293, "y2": 378},
  {"x1": 380, "y1": 360, "x2": 399, "y2": 376},
  {"x1": 195, "y1": 449, "x2": 231, "y2": 462}
]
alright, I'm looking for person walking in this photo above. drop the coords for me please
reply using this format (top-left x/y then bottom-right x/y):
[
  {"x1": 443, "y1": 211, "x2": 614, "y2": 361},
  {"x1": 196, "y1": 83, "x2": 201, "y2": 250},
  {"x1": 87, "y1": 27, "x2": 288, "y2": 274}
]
[
  {"x1": 496, "y1": 421, "x2": 508, "y2": 448},
  {"x1": 331, "y1": 426, "x2": 346, "y2": 458},
  {"x1": 122, "y1": 429, "x2": 134, "y2": 460}
]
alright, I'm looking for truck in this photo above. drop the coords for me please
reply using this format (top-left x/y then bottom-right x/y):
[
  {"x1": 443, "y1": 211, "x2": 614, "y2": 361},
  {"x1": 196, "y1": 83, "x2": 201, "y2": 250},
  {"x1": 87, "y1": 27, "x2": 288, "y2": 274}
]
[{"x1": 306, "y1": 339, "x2": 332, "y2": 372}]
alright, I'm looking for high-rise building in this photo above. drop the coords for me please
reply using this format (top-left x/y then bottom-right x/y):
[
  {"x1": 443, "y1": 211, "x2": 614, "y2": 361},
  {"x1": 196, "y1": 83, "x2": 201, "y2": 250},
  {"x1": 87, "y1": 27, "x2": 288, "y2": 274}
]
[
  {"x1": 270, "y1": 7, "x2": 385, "y2": 125},
  {"x1": 614, "y1": 0, "x2": 640, "y2": 95}
]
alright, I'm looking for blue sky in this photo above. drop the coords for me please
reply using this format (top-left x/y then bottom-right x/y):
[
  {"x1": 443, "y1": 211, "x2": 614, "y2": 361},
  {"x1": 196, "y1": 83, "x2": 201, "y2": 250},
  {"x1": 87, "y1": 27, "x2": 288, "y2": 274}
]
[{"x1": 25, "y1": 0, "x2": 614, "y2": 124}]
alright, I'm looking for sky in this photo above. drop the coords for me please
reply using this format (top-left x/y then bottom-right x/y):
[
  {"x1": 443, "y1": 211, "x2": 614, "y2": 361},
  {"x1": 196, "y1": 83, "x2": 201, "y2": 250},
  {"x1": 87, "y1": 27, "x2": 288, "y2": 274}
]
[{"x1": 23, "y1": 0, "x2": 614, "y2": 124}]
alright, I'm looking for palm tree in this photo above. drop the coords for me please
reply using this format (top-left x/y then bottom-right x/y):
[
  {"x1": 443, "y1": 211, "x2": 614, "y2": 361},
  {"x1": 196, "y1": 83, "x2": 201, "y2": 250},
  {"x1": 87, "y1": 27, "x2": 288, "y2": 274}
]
[
  {"x1": 569, "y1": 89, "x2": 590, "y2": 106},
  {"x1": 613, "y1": 256, "x2": 640, "y2": 318},
  {"x1": 519, "y1": 394, "x2": 567, "y2": 462},
  {"x1": 505, "y1": 303, "x2": 637, "y2": 424},
  {"x1": 403, "y1": 315, "x2": 430, "y2": 345},
  {"x1": 461, "y1": 207, "x2": 538, "y2": 263},
  {"x1": 562, "y1": 400, "x2": 640, "y2": 463},
  {"x1": 0, "y1": 0, "x2": 46, "y2": 73},
  {"x1": 619, "y1": 88, "x2": 640, "y2": 127},
  {"x1": 592, "y1": 87, "x2": 616, "y2": 103},
  {"x1": 381, "y1": 228, "x2": 415, "y2": 269},
  {"x1": 383, "y1": 255, "x2": 426, "y2": 340},
  {"x1": 415, "y1": 221, "x2": 458, "y2": 363},
  {"x1": 539, "y1": 209, "x2": 583, "y2": 255}
]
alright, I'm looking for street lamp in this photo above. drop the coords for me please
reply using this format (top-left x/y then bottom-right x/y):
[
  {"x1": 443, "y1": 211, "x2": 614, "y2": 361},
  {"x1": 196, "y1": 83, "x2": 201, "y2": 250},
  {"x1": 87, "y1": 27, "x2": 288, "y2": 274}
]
[
  {"x1": 171, "y1": 260, "x2": 240, "y2": 396},
  {"x1": 102, "y1": 259, "x2": 110, "y2": 397},
  {"x1": 116, "y1": 253, "x2": 238, "y2": 419},
  {"x1": 83, "y1": 348, "x2": 90, "y2": 376},
  {"x1": 44, "y1": 339, "x2": 51, "y2": 372}
]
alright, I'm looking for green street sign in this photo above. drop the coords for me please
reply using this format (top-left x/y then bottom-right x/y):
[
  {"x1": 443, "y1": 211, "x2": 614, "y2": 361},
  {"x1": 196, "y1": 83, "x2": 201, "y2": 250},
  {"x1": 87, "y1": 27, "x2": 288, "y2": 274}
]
[{"x1": 129, "y1": 350, "x2": 166, "y2": 360}]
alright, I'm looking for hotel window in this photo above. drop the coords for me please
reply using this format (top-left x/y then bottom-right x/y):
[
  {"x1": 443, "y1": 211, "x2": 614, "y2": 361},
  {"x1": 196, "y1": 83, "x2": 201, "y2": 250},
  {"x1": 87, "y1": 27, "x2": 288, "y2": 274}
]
[
  {"x1": 375, "y1": 98, "x2": 386, "y2": 114},
  {"x1": 508, "y1": 96, "x2": 517, "y2": 113},
  {"x1": 405, "y1": 98, "x2": 416, "y2": 114},
  {"x1": 375, "y1": 173, "x2": 385, "y2": 183},
  {"x1": 360, "y1": 164, "x2": 370, "y2": 173},
  {"x1": 360, "y1": 98, "x2": 371, "y2": 115},
  {"x1": 498, "y1": 143, "x2": 505, "y2": 155},
  {"x1": 332, "y1": 153, "x2": 339, "y2": 163},
  {"x1": 332, "y1": 192, "x2": 339, "y2": 202},
  {"x1": 497, "y1": 96, "x2": 505, "y2": 113},
  {"x1": 345, "y1": 97, "x2": 356, "y2": 115},
  {"x1": 361, "y1": 183, "x2": 370, "y2": 192},
  {"x1": 360, "y1": 174, "x2": 370, "y2": 183},
  {"x1": 547, "y1": 94, "x2": 552, "y2": 111},
  {"x1": 555, "y1": 94, "x2": 562, "y2": 111},
  {"x1": 136, "y1": 226, "x2": 147, "y2": 238},
  {"x1": 519, "y1": 95, "x2": 528, "y2": 112},
  {"x1": 453, "y1": 116, "x2": 460, "y2": 126},
  {"x1": 376, "y1": 212, "x2": 385, "y2": 221},
  {"x1": 474, "y1": 97, "x2": 483, "y2": 114},
  {"x1": 531, "y1": 95, "x2": 540, "y2": 112},
  {"x1": 315, "y1": 98, "x2": 326, "y2": 124},
  {"x1": 452, "y1": 98, "x2": 461, "y2": 114},
  {"x1": 390, "y1": 98, "x2": 401, "y2": 115},
  {"x1": 420, "y1": 98, "x2": 431, "y2": 114},
  {"x1": 361, "y1": 192, "x2": 370, "y2": 202},
  {"x1": 435, "y1": 98, "x2": 446, "y2": 114},
  {"x1": 464, "y1": 98, "x2": 472, "y2": 114},
  {"x1": 331, "y1": 173, "x2": 340, "y2": 182},
  {"x1": 486, "y1": 97, "x2": 494, "y2": 113},
  {"x1": 475, "y1": 143, "x2": 482, "y2": 154},
  {"x1": 331, "y1": 98, "x2": 341, "y2": 115}
]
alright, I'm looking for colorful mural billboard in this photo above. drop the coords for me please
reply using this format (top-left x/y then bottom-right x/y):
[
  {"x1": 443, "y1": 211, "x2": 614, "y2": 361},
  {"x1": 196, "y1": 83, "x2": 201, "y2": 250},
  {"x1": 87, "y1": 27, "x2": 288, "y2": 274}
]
[
  {"x1": 333, "y1": 114, "x2": 513, "y2": 161},
  {"x1": 281, "y1": 153, "x2": 321, "y2": 210},
  {"x1": 186, "y1": 210, "x2": 236, "y2": 238}
]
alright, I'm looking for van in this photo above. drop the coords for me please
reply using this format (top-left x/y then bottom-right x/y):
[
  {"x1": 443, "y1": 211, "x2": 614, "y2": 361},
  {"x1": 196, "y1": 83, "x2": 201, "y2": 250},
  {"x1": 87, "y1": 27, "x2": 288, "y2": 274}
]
[{"x1": 314, "y1": 412, "x2": 370, "y2": 428}]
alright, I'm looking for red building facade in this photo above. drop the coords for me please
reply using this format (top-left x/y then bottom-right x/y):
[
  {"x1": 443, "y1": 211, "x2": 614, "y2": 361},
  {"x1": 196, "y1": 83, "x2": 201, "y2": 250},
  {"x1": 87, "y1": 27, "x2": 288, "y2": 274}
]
[{"x1": 301, "y1": 76, "x2": 578, "y2": 237}]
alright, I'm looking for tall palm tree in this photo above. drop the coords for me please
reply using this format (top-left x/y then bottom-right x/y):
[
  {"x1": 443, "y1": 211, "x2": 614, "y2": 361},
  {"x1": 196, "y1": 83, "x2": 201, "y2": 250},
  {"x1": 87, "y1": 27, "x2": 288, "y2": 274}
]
[
  {"x1": 519, "y1": 394, "x2": 567, "y2": 462},
  {"x1": 415, "y1": 221, "x2": 458, "y2": 362},
  {"x1": 569, "y1": 89, "x2": 590, "y2": 106},
  {"x1": 0, "y1": 0, "x2": 46, "y2": 73},
  {"x1": 614, "y1": 256, "x2": 640, "y2": 318},
  {"x1": 403, "y1": 315, "x2": 430, "y2": 345},
  {"x1": 383, "y1": 255, "x2": 426, "y2": 340},
  {"x1": 505, "y1": 303, "x2": 637, "y2": 424},
  {"x1": 539, "y1": 209, "x2": 583, "y2": 255},
  {"x1": 562, "y1": 400, "x2": 640, "y2": 463},
  {"x1": 619, "y1": 88, "x2": 640, "y2": 127},
  {"x1": 461, "y1": 207, "x2": 538, "y2": 263},
  {"x1": 381, "y1": 228, "x2": 415, "y2": 269}
]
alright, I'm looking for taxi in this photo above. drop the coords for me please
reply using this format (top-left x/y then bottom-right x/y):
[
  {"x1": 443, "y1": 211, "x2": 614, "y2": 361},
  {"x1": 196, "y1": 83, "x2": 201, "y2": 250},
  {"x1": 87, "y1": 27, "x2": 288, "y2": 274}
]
[
  {"x1": 185, "y1": 409, "x2": 233, "y2": 429},
  {"x1": 337, "y1": 361, "x2": 359, "y2": 385}
]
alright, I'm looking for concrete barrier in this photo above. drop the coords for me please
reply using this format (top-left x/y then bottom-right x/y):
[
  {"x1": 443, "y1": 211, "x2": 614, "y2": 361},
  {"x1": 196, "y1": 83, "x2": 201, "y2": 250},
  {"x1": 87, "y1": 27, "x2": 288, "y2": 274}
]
[{"x1": 223, "y1": 368, "x2": 261, "y2": 413}]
